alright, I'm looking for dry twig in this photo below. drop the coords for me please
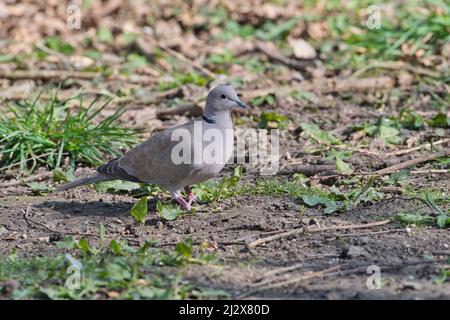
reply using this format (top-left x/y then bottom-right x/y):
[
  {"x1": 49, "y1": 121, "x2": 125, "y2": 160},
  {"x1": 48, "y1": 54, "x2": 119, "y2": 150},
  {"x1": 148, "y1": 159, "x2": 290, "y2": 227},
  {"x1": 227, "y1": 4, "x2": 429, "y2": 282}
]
[
  {"x1": 372, "y1": 150, "x2": 449, "y2": 175},
  {"x1": 247, "y1": 219, "x2": 392, "y2": 248}
]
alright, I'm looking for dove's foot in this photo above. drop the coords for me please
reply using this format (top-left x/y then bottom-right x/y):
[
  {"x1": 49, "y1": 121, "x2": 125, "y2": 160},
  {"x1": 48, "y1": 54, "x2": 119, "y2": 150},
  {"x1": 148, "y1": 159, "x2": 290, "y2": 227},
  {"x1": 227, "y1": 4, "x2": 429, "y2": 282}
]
[
  {"x1": 175, "y1": 196, "x2": 191, "y2": 211},
  {"x1": 187, "y1": 192, "x2": 196, "y2": 206}
]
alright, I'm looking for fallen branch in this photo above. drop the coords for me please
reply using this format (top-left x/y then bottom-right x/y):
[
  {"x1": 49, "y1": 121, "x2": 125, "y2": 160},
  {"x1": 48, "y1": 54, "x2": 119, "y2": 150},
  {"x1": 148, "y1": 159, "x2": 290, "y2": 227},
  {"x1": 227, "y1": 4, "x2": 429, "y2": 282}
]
[
  {"x1": 253, "y1": 262, "x2": 304, "y2": 285},
  {"x1": 385, "y1": 138, "x2": 450, "y2": 157},
  {"x1": 410, "y1": 169, "x2": 449, "y2": 174},
  {"x1": 352, "y1": 61, "x2": 441, "y2": 79},
  {"x1": 255, "y1": 41, "x2": 313, "y2": 71},
  {"x1": 0, "y1": 172, "x2": 52, "y2": 188},
  {"x1": 372, "y1": 150, "x2": 449, "y2": 176},
  {"x1": 0, "y1": 69, "x2": 100, "y2": 80},
  {"x1": 247, "y1": 219, "x2": 392, "y2": 248},
  {"x1": 238, "y1": 258, "x2": 447, "y2": 299},
  {"x1": 329, "y1": 228, "x2": 407, "y2": 238},
  {"x1": 238, "y1": 265, "x2": 340, "y2": 299},
  {"x1": 278, "y1": 164, "x2": 337, "y2": 176},
  {"x1": 330, "y1": 144, "x2": 380, "y2": 156},
  {"x1": 240, "y1": 76, "x2": 395, "y2": 101},
  {"x1": 136, "y1": 32, "x2": 218, "y2": 79}
]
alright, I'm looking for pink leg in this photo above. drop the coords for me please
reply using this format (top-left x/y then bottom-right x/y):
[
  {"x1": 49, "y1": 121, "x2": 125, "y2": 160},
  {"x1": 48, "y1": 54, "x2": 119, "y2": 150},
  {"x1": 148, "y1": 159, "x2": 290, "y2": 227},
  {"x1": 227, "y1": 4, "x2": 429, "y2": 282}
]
[
  {"x1": 187, "y1": 191, "x2": 196, "y2": 206},
  {"x1": 174, "y1": 195, "x2": 191, "y2": 211}
]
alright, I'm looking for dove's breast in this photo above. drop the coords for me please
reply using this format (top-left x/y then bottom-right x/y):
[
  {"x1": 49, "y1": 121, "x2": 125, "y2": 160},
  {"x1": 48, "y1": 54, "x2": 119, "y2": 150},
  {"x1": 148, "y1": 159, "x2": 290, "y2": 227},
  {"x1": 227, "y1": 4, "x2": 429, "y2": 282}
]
[
  {"x1": 119, "y1": 117, "x2": 234, "y2": 190},
  {"x1": 178, "y1": 124, "x2": 233, "y2": 187}
]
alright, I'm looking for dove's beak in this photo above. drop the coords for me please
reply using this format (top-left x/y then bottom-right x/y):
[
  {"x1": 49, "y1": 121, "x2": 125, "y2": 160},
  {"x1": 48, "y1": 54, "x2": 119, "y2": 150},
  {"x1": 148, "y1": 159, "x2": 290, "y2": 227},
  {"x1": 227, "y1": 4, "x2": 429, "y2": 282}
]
[{"x1": 231, "y1": 98, "x2": 247, "y2": 109}]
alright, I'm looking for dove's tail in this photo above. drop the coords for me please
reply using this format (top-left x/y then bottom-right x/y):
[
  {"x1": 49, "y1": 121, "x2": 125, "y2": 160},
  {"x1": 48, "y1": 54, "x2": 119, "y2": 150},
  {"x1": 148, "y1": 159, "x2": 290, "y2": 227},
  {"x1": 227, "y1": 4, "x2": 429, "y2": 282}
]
[{"x1": 53, "y1": 174, "x2": 112, "y2": 193}]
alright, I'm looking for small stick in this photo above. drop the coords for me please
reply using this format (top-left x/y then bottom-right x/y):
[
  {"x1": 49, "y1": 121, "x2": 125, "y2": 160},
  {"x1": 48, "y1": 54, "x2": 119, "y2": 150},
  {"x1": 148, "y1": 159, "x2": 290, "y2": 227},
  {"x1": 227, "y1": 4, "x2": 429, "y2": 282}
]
[
  {"x1": 372, "y1": 150, "x2": 449, "y2": 176},
  {"x1": 238, "y1": 265, "x2": 340, "y2": 299},
  {"x1": 351, "y1": 61, "x2": 441, "y2": 79},
  {"x1": 0, "y1": 172, "x2": 52, "y2": 188},
  {"x1": 0, "y1": 69, "x2": 100, "y2": 80},
  {"x1": 278, "y1": 164, "x2": 337, "y2": 176},
  {"x1": 255, "y1": 42, "x2": 313, "y2": 71},
  {"x1": 410, "y1": 169, "x2": 449, "y2": 174},
  {"x1": 155, "y1": 240, "x2": 246, "y2": 247},
  {"x1": 240, "y1": 76, "x2": 396, "y2": 101},
  {"x1": 329, "y1": 228, "x2": 406, "y2": 238},
  {"x1": 253, "y1": 263, "x2": 304, "y2": 285},
  {"x1": 330, "y1": 144, "x2": 380, "y2": 156},
  {"x1": 247, "y1": 219, "x2": 392, "y2": 248},
  {"x1": 157, "y1": 42, "x2": 216, "y2": 79},
  {"x1": 385, "y1": 138, "x2": 450, "y2": 157}
]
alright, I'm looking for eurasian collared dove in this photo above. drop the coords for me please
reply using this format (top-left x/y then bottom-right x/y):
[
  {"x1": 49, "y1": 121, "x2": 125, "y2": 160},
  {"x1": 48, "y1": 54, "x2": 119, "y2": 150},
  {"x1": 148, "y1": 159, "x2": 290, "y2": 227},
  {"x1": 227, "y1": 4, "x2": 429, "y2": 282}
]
[{"x1": 55, "y1": 85, "x2": 247, "y2": 210}]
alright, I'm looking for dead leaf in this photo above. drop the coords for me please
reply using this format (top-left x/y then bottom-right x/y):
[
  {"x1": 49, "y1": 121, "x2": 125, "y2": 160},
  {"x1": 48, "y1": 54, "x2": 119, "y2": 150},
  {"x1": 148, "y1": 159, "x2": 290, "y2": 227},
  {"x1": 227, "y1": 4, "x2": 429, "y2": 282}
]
[{"x1": 288, "y1": 37, "x2": 317, "y2": 59}]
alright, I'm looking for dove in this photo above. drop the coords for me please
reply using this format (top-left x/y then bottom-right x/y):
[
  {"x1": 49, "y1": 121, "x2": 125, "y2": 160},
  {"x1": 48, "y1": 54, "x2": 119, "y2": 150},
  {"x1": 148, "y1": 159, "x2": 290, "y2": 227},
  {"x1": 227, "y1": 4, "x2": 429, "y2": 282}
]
[{"x1": 54, "y1": 85, "x2": 247, "y2": 210}]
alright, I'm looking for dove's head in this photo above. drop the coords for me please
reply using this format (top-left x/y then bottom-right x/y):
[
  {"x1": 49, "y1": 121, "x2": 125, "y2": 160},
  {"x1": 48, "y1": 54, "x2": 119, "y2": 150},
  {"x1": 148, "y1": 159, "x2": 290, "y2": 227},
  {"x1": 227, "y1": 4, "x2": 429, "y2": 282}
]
[{"x1": 205, "y1": 85, "x2": 247, "y2": 113}]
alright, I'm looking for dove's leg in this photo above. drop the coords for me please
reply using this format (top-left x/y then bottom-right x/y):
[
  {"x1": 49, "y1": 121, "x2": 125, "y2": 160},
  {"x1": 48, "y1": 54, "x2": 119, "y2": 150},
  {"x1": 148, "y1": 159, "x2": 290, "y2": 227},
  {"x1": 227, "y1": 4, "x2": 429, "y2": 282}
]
[
  {"x1": 185, "y1": 186, "x2": 197, "y2": 206},
  {"x1": 171, "y1": 191, "x2": 191, "y2": 211}
]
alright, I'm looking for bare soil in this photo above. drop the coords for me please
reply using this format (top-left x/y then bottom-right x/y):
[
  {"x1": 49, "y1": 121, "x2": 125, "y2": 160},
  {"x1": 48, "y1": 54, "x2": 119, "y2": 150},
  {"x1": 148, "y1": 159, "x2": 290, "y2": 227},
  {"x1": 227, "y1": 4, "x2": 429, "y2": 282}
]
[{"x1": 1, "y1": 176, "x2": 449, "y2": 299}]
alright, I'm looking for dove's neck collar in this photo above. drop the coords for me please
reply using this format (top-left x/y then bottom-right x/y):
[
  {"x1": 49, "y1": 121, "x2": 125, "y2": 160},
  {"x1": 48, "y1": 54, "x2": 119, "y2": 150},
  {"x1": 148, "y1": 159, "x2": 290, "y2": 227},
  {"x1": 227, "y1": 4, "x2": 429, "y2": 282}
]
[{"x1": 202, "y1": 113, "x2": 216, "y2": 124}]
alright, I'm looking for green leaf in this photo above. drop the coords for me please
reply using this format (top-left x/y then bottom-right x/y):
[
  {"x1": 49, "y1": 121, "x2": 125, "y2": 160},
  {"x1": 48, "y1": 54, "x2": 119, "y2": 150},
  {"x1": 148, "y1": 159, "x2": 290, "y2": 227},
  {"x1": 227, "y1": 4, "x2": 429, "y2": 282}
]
[
  {"x1": 53, "y1": 168, "x2": 75, "y2": 183},
  {"x1": 427, "y1": 113, "x2": 450, "y2": 128},
  {"x1": 78, "y1": 238, "x2": 92, "y2": 254},
  {"x1": 192, "y1": 166, "x2": 242, "y2": 204},
  {"x1": 156, "y1": 200, "x2": 182, "y2": 221},
  {"x1": 436, "y1": 214, "x2": 450, "y2": 228},
  {"x1": 84, "y1": 49, "x2": 102, "y2": 60},
  {"x1": 110, "y1": 239, "x2": 124, "y2": 255},
  {"x1": 130, "y1": 196, "x2": 148, "y2": 225},
  {"x1": 378, "y1": 125, "x2": 401, "y2": 144},
  {"x1": 399, "y1": 109, "x2": 424, "y2": 129},
  {"x1": 0, "y1": 54, "x2": 15, "y2": 63},
  {"x1": 395, "y1": 212, "x2": 435, "y2": 226},
  {"x1": 256, "y1": 18, "x2": 298, "y2": 41},
  {"x1": 27, "y1": 182, "x2": 52, "y2": 195},
  {"x1": 174, "y1": 239, "x2": 194, "y2": 260},
  {"x1": 300, "y1": 122, "x2": 341, "y2": 145},
  {"x1": 95, "y1": 180, "x2": 140, "y2": 193},
  {"x1": 384, "y1": 170, "x2": 410, "y2": 185},
  {"x1": 301, "y1": 194, "x2": 339, "y2": 214},
  {"x1": 291, "y1": 91, "x2": 316, "y2": 102},
  {"x1": 97, "y1": 27, "x2": 113, "y2": 43},
  {"x1": 395, "y1": 212, "x2": 425, "y2": 225},
  {"x1": 44, "y1": 36, "x2": 75, "y2": 55},
  {"x1": 122, "y1": 32, "x2": 139, "y2": 45},
  {"x1": 99, "y1": 224, "x2": 105, "y2": 247},
  {"x1": 105, "y1": 262, "x2": 130, "y2": 281},
  {"x1": 55, "y1": 236, "x2": 78, "y2": 249},
  {"x1": 258, "y1": 111, "x2": 288, "y2": 129},
  {"x1": 335, "y1": 157, "x2": 352, "y2": 174},
  {"x1": 123, "y1": 53, "x2": 147, "y2": 71}
]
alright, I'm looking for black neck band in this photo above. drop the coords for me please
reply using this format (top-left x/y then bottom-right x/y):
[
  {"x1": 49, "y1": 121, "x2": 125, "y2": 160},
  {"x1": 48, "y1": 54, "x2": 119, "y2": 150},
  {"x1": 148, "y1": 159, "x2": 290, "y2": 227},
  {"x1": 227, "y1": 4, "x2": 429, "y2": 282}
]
[{"x1": 202, "y1": 114, "x2": 216, "y2": 124}]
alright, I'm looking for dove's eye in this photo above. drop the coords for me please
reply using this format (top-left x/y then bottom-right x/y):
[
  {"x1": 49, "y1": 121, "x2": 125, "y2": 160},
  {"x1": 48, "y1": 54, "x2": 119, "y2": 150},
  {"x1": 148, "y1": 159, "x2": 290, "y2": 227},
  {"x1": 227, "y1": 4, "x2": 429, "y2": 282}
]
[{"x1": 220, "y1": 94, "x2": 227, "y2": 100}]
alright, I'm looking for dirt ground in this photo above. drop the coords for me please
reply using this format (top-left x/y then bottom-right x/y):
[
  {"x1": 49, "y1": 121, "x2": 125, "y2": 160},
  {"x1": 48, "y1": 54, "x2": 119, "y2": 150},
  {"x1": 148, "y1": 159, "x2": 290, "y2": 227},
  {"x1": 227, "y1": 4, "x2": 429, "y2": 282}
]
[{"x1": 1, "y1": 176, "x2": 449, "y2": 299}]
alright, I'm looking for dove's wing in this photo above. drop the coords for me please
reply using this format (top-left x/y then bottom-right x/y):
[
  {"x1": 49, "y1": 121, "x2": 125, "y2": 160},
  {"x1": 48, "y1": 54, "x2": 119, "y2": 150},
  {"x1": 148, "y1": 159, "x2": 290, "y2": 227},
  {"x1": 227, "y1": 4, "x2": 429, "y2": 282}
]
[{"x1": 117, "y1": 120, "x2": 199, "y2": 188}]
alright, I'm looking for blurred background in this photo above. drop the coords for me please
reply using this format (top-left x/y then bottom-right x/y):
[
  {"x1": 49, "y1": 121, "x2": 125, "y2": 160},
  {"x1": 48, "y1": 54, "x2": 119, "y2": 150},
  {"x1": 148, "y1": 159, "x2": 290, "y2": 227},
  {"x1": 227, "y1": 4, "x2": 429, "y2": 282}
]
[{"x1": 0, "y1": 0, "x2": 448, "y2": 174}]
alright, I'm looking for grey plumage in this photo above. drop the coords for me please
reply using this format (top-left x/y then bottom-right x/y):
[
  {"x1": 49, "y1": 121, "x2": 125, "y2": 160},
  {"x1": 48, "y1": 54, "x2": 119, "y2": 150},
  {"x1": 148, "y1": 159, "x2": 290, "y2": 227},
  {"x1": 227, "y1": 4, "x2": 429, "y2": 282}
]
[
  {"x1": 54, "y1": 174, "x2": 112, "y2": 192},
  {"x1": 54, "y1": 85, "x2": 247, "y2": 210}
]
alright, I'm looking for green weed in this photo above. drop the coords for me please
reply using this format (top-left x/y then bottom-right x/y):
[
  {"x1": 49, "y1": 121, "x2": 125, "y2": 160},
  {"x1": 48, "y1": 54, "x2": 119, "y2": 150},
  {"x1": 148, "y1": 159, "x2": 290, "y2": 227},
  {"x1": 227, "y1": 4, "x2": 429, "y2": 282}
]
[
  {"x1": 0, "y1": 90, "x2": 137, "y2": 173},
  {"x1": 0, "y1": 237, "x2": 224, "y2": 299}
]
